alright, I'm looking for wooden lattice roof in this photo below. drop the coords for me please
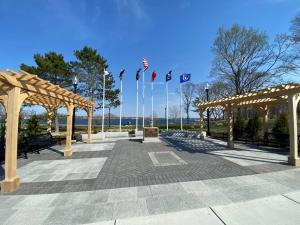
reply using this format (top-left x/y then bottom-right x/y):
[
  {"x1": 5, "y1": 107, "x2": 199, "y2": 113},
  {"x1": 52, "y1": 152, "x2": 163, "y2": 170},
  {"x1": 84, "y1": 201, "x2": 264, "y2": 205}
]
[
  {"x1": 196, "y1": 83, "x2": 300, "y2": 110},
  {"x1": 0, "y1": 69, "x2": 95, "y2": 110}
]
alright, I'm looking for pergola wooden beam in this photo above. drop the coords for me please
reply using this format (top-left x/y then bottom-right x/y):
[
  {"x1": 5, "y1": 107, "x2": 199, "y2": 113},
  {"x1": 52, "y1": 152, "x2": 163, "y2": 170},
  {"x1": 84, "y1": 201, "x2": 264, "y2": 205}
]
[
  {"x1": 0, "y1": 69, "x2": 95, "y2": 193},
  {"x1": 0, "y1": 70, "x2": 94, "y2": 108},
  {"x1": 195, "y1": 83, "x2": 300, "y2": 167},
  {"x1": 196, "y1": 83, "x2": 300, "y2": 110}
]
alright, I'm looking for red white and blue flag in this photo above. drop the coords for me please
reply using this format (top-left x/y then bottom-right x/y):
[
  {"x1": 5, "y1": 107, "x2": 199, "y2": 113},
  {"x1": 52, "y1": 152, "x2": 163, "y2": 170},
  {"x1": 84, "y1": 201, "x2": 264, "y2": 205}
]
[{"x1": 142, "y1": 58, "x2": 149, "y2": 71}]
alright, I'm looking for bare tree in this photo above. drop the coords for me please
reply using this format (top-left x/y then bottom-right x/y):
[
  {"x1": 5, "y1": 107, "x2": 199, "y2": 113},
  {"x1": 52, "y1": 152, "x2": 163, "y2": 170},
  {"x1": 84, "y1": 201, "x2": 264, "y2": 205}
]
[
  {"x1": 169, "y1": 105, "x2": 180, "y2": 120},
  {"x1": 194, "y1": 81, "x2": 227, "y2": 119},
  {"x1": 211, "y1": 24, "x2": 299, "y2": 95},
  {"x1": 291, "y1": 13, "x2": 300, "y2": 43},
  {"x1": 177, "y1": 83, "x2": 196, "y2": 124}
]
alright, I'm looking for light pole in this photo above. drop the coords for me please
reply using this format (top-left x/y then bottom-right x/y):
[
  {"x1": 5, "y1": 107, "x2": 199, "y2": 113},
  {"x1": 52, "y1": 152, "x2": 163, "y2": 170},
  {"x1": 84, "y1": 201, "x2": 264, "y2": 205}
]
[
  {"x1": 102, "y1": 69, "x2": 109, "y2": 137},
  {"x1": 119, "y1": 69, "x2": 125, "y2": 132},
  {"x1": 71, "y1": 75, "x2": 78, "y2": 141},
  {"x1": 205, "y1": 83, "x2": 210, "y2": 136}
]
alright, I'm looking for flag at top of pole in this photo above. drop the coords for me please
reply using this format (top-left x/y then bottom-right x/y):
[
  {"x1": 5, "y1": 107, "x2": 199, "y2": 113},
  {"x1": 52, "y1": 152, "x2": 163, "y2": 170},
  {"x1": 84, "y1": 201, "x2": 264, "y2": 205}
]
[
  {"x1": 119, "y1": 69, "x2": 125, "y2": 80},
  {"x1": 151, "y1": 71, "x2": 157, "y2": 81},
  {"x1": 180, "y1": 73, "x2": 191, "y2": 83},
  {"x1": 166, "y1": 70, "x2": 172, "y2": 82},
  {"x1": 136, "y1": 68, "x2": 141, "y2": 80},
  {"x1": 142, "y1": 58, "x2": 149, "y2": 71}
]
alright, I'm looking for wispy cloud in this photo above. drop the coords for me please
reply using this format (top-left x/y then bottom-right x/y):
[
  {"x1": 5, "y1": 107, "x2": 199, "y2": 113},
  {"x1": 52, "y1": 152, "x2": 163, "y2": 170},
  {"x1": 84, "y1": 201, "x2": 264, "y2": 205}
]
[
  {"x1": 113, "y1": 0, "x2": 147, "y2": 20},
  {"x1": 45, "y1": 0, "x2": 99, "y2": 40}
]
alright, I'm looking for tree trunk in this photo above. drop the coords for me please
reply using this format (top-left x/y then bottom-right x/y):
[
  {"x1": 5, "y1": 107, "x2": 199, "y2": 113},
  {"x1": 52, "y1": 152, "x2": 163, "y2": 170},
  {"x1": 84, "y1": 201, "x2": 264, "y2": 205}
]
[
  {"x1": 54, "y1": 109, "x2": 59, "y2": 133},
  {"x1": 186, "y1": 108, "x2": 190, "y2": 124},
  {"x1": 108, "y1": 107, "x2": 111, "y2": 128}
]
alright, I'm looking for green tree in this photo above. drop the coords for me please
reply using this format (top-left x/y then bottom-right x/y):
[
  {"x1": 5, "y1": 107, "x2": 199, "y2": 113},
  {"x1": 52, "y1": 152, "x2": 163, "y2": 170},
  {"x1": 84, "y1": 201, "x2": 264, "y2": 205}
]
[
  {"x1": 246, "y1": 113, "x2": 262, "y2": 142},
  {"x1": 106, "y1": 87, "x2": 120, "y2": 128},
  {"x1": 71, "y1": 46, "x2": 120, "y2": 119},
  {"x1": 26, "y1": 114, "x2": 42, "y2": 137},
  {"x1": 20, "y1": 52, "x2": 71, "y2": 87},
  {"x1": 20, "y1": 52, "x2": 71, "y2": 132},
  {"x1": 272, "y1": 113, "x2": 289, "y2": 145},
  {"x1": 71, "y1": 46, "x2": 107, "y2": 103},
  {"x1": 234, "y1": 111, "x2": 245, "y2": 139},
  {"x1": 211, "y1": 24, "x2": 298, "y2": 95}
]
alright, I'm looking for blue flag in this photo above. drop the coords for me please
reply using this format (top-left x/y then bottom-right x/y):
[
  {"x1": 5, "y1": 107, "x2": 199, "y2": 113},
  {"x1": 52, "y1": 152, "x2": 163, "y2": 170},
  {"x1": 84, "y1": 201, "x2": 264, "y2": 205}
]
[
  {"x1": 166, "y1": 70, "x2": 172, "y2": 82},
  {"x1": 180, "y1": 73, "x2": 191, "y2": 83}
]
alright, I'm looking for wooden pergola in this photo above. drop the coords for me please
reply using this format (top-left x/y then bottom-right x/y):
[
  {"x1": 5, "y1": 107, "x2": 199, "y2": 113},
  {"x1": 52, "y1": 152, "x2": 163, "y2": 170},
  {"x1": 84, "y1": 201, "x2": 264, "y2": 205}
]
[
  {"x1": 0, "y1": 69, "x2": 95, "y2": 192},
  {"x1": 196, "y1": 83, "x2": 300, "y2": 166}
]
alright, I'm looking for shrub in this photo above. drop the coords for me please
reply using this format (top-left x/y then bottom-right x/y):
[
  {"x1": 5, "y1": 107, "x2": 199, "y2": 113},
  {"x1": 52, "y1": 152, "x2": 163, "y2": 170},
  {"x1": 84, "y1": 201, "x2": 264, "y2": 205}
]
[
  {"x1": 26, "y1": 115, "x2": 42, "y2": 137},
  {"x1": 234, "y1": 111, "x2": 245, "y2": 139},
  {"x1": 272, "y1": 113, "x2": 289, "y2": 144},
  {"x1": 246, "y1": 113, "x2": 262, "y2": 141},
  {"x1": 128, "y1": 129, "x2": 135, "y2": 135}
]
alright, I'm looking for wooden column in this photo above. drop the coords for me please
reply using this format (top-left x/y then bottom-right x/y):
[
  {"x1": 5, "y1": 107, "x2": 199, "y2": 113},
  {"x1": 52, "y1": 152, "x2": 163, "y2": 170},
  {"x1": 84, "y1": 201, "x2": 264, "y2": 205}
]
[
  {"x1": 1, "y1": 87, "x2": 22, "y2": 192},
  {"x1": 64, "y1": 104, "x2": 74, "y2": 157},
  {"x1": 288, "y1": 94, "x2": 300, "y2": 166},
  {"x1": 199, "y1": 109, "x2": 205, "y2": 140},
  {"x1": 87, "y1": 107, "x2": 93, "y2": 143},
  {"x1": 46, "y1": 109, "x2": 54, "y2": 133},
  {"x1": 226, "y1": 104, "x2": 234, "y2": 148},
  {"x1": 261, "y1": 105, "x2": 269, "y2": 135}
]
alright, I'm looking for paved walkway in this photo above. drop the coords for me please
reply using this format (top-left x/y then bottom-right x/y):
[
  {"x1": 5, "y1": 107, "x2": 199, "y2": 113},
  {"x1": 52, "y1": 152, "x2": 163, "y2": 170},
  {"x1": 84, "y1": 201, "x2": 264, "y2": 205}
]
[
  {"x1": 1, "y1": 136, "x2": 291, "y2": 195},
  {"x1": 0, "y1": 135, "x2": 299, "y2": 224}
]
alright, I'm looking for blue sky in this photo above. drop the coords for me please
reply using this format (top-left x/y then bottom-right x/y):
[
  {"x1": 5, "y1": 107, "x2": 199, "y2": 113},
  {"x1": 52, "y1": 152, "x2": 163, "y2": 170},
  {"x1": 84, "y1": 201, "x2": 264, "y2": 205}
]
[{"x1": 0, "y1": 0, "x2": 299, "y2": 117}]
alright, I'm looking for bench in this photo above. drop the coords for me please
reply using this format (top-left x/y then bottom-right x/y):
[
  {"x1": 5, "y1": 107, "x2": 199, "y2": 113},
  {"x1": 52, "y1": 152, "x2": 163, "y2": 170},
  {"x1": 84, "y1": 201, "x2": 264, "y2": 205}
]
[{"x1": 19, "y1": 132, "x2": 55, "y2": 159}]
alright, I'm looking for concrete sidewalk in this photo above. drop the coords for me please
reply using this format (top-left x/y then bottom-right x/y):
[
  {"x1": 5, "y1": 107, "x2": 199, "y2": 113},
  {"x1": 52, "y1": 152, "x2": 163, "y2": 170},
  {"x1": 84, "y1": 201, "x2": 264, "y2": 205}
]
[
  {"x1": 89, "y1": 191, "x2": 300, "y2": 225},
  {"x1": 1, "y1": 168, "x2": 300, "y2": 224}
]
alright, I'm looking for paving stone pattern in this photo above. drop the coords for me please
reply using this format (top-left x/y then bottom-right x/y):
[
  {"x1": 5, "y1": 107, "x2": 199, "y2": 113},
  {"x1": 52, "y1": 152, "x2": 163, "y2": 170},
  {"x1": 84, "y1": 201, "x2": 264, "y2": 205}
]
[
  {"x1": 1, "y1": 169, "x2": 300, "y2": 224},
  {"x1": 0, "y1": 137, "x2": 292, "y2": 195}
]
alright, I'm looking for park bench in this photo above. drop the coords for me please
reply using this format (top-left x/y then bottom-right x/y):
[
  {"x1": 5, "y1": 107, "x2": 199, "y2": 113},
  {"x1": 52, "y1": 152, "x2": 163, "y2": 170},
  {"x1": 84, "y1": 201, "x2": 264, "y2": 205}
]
[{"x1": 19, "y1": 132, "x2": 55, "y2": 159}]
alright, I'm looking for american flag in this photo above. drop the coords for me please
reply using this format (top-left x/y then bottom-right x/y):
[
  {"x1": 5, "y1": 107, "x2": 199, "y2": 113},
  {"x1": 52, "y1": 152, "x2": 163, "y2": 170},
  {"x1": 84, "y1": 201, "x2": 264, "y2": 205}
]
[{"x1": 142, "y1": 58, "x2": 149, "y2": 71}]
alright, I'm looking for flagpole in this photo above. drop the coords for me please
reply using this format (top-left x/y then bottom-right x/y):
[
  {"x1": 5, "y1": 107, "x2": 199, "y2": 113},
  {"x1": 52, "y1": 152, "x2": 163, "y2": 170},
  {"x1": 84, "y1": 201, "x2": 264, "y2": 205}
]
[
  {"x1": 119, "y1": 78, "x2": 123, "y2": 132},
  {"x1": 180, "y1": 82, "x2": 183, "y2": 131},
  {"x1": 102, "y1": 70, "x2": 109, "y2": 137},
  {"x1": 166, "y1": 81, "x2": 169, "y2": 131},
  {"x1": 142, "y1": 70, "x2": 145, "y2": 128},
  {"x1": 151, "y1": 80, "x2": 154, "y2": 127},
  {"x1": 136, "y1": 78, "x2": 139, "y2": 131}
]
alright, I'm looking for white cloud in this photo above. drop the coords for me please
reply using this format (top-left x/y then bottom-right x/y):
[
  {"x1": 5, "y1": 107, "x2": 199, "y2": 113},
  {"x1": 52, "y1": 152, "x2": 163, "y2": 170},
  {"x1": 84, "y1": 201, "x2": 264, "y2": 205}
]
[{"x1": 113, "y1": 0, "x2": 147, "y2": 20}]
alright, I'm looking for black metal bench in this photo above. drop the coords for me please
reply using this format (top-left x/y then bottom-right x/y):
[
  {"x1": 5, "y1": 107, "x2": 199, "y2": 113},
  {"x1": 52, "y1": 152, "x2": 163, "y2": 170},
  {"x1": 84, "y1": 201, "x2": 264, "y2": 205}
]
[{"x1": 20, "y1": 132, "x2": 55, "y2": 158}]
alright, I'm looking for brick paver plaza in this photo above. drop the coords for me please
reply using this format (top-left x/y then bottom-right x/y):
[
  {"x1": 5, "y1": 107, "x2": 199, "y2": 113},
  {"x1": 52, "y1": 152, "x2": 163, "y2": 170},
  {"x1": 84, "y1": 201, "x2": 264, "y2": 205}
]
[{"x1": 1, "y1": 134, "x2": 300, "y2": 224}]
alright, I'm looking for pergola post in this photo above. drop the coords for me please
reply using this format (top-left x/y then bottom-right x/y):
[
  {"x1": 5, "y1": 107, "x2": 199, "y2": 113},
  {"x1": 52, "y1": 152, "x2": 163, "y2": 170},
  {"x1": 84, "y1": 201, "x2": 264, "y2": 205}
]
[
  {"x1": 288, "y1": 94, "x2": 300, "y2": 166},
  {"x1": 1, "y1": 87, "x2": 22, "y2": 192},
  {"x1": 64, "y1": 104, "x2": 74, "y2": 157},
  {"x1": 87, "y1": 107, "x2": 93, "y2": 143},
  {"x1": 46, "y1": 108, "x2": 54, "y2": 133},
  {"x1": 199, "y1": 109, "x2": 205, "y2": 140},
  {"x1": 261, "y1": 105, "x2": 269, "y2": 135},
  {"x1": 226, "y1": 104, "x2": 234, "y2": 148}
]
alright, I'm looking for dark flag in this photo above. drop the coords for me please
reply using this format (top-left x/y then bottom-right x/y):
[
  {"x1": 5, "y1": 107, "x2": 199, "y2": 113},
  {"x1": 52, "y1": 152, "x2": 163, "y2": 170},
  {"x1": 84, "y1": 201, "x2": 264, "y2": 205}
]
[
  {"x1": 166, "y1": 70, "x2": 172, "y2": 82},
  {"x1": 180, "y1": 73, "x2": 191, "y2": 83},
  {"x1": 151, "y1": 71, "x2": 157, "y2": 81},
  {"x1": 119, "y1": 69, "x2": 125, "y2": 80},
  {"x1": 136, "y1": 68, "x2": 142, "y2": 80}
]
